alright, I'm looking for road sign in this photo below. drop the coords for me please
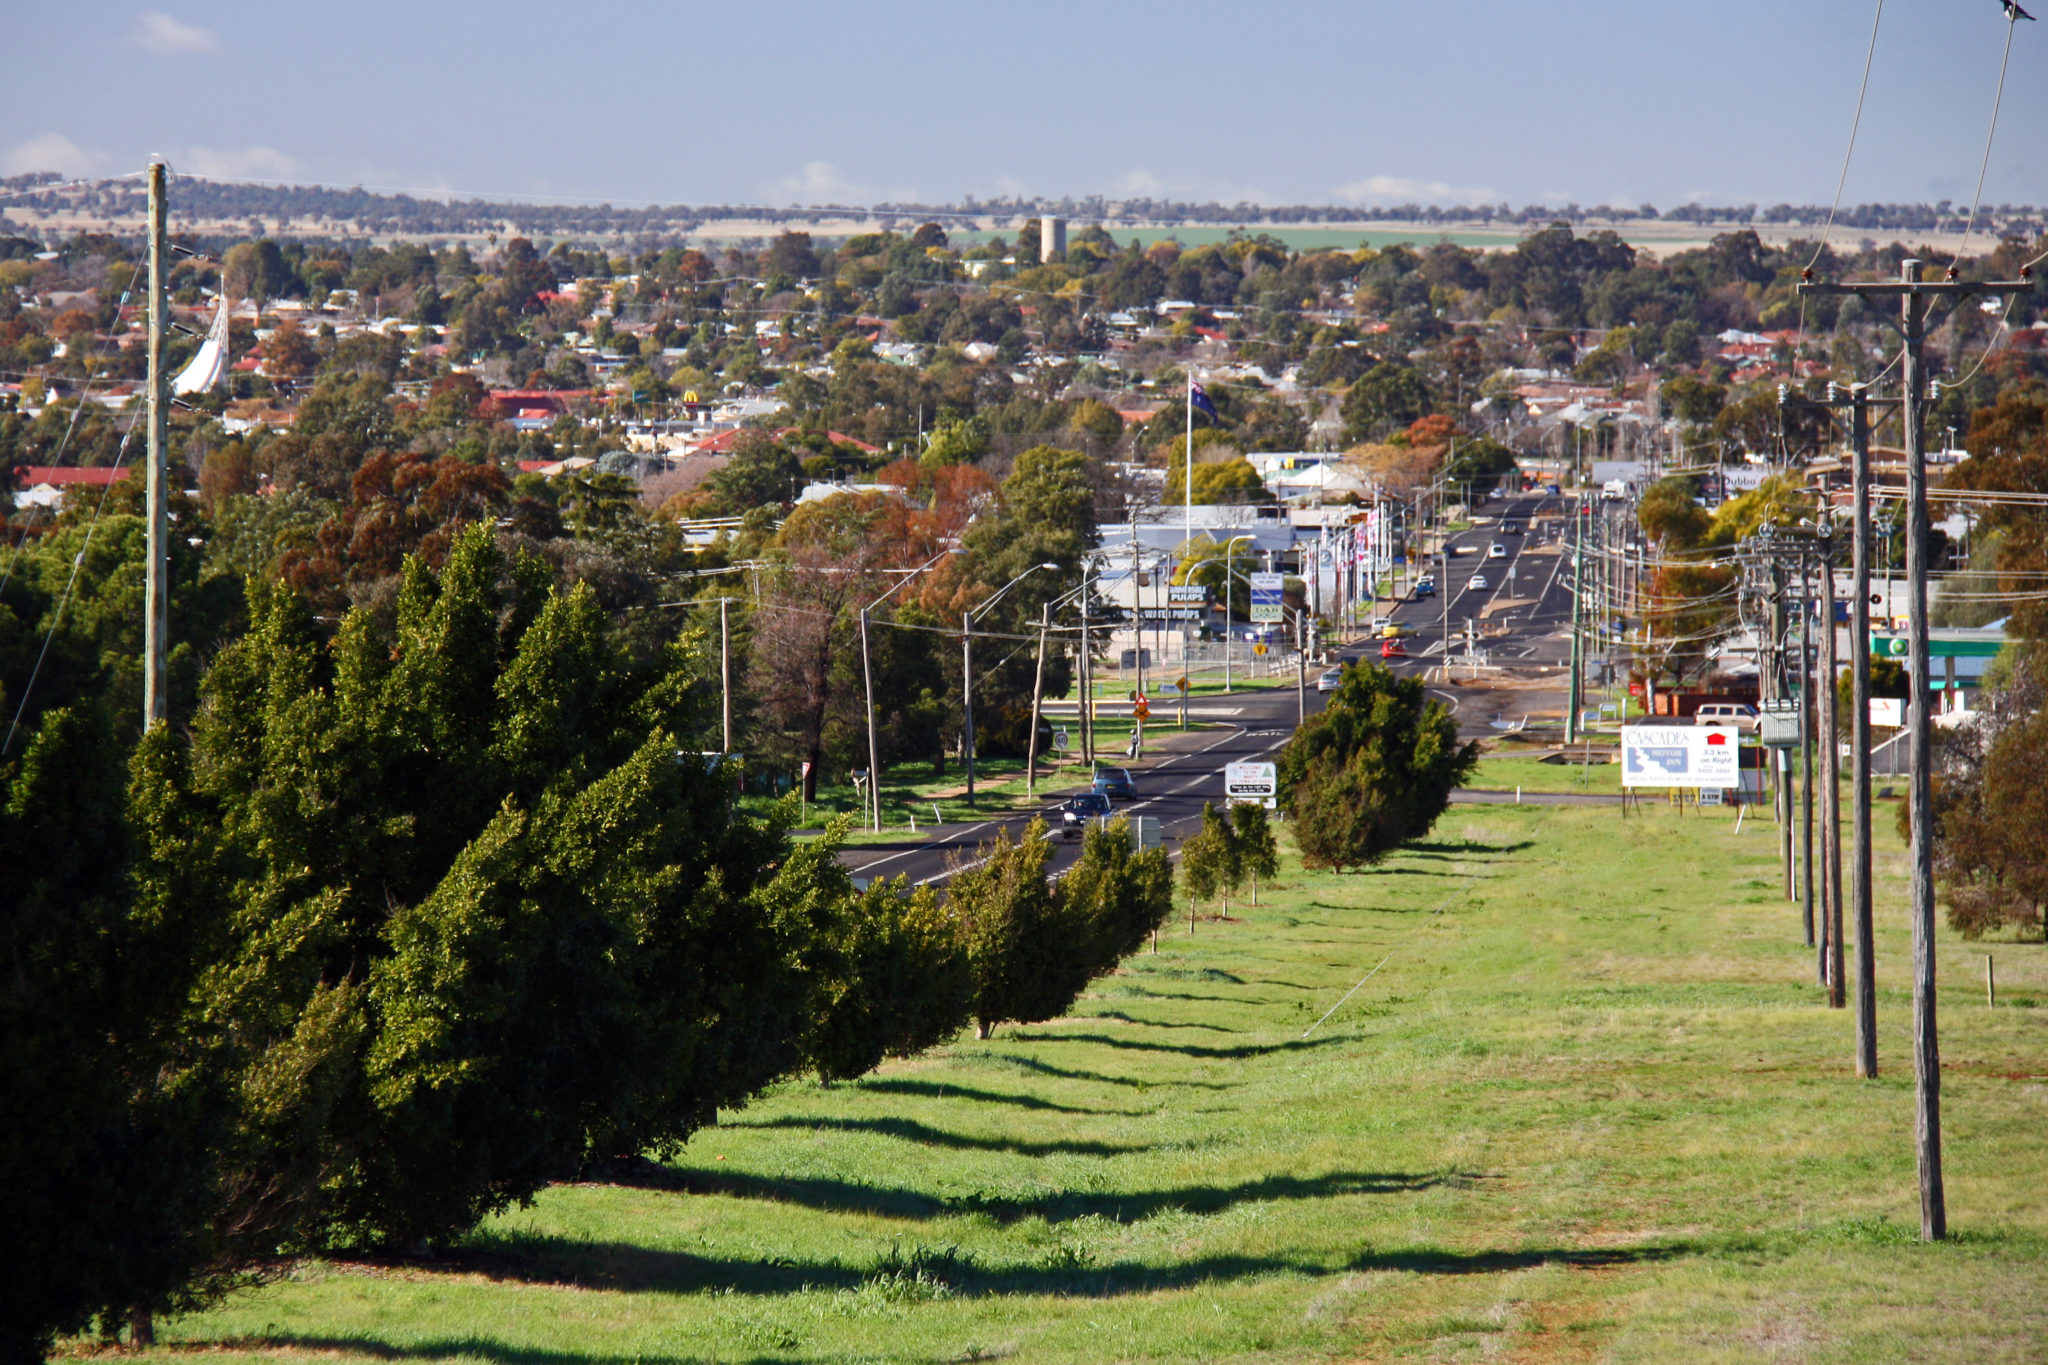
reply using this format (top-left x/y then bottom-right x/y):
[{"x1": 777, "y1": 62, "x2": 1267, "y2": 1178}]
[
  {"x1": 1052, "y1": 728, "x2": 1071, "y2": 752},
  {"x1": 1620, "y1": 725, "x2": 1740, "y2": 788},
  {"x1": 1133, "y1": 696, "x2": 1151, "y2": 719},
  {"x1": 1251, "y1": 643, "x2": 1268, "y2": 656},
  {"x1": 1225, "y1": 761, "x2": 1279, "y2": 800},
  {"x1": 1175, "y1": 675, "x2": 1190, "y2": 693},
  {"x1": 1249, "y1": 572, "x2": 1284, "y2": 622}
]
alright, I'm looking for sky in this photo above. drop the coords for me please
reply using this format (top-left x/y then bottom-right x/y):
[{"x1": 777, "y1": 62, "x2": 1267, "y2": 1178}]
[{"x1": 3, "y1": 1, "x2": 2045, "y2": 212}]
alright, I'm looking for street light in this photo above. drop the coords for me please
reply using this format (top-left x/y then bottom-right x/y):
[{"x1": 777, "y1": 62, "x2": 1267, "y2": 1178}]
[
  {"x1": 963, "y1": 562, "x2": 1060, "y2": 805},
  {"x1": 1177, "y1": 537, "x2": 1256, "y2": 692},
  {"x1": 860, "y1": 547, "x2": 949, "y2": 832}
]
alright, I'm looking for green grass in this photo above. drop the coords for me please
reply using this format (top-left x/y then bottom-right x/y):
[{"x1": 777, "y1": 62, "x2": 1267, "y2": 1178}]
[{"x1": 136, "y1": 802, "x2": 2048, "y2": 1362}]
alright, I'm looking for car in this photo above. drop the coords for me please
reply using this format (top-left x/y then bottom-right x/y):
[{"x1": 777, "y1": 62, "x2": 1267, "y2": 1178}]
[
  {"x1": 1413, "y1": 580, "x2": 1435, "y2": 598},
  {"x1": 1380, "y1": 622, "x2": 1412, "y2": 639},
  {"x1": 1545, "y1": 483, "x2": 1561, "y2": 495},
  {"x1": 1500, "y1": 520, "x2": 1521, "y2": 535},
  {"x1": 1380, "y1": 639, "x2": 1408, "y2": 659},
  {"x1": 1058, "y1": 792, "x2": 1114, "y2": 838},
  {"x1": 1693, "y1": 702, "x2": 1759, "y2": 731},
  {"x1": 1487, "y1": 543, "x2": 1508, "y2": 559},
  {"x1": 1467, "y1": 573, "x2": 1489, "y2": 591},
  {"x1": 1315, "y1": 667, "x2": 1344, "y2": 692},
  {"x1": 1091, "y1": 766, "x2": 1137, "y2": 800}
]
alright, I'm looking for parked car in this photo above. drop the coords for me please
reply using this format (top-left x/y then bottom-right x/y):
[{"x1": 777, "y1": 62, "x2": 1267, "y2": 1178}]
[
  {"x1": 1487, "y1": 543, "x2": 1508, "y2": 559},
  {"x1": 1380, "y1": 639, "x2": 1408, "y2": 659},
  {"x1": 1468, "y1": 573, "x2": 1490, "y2": 591},
  {"x1": 1315, "y1": 667, "x2": 1344, "y2": 692},
  {"x1": 1091, "y1": 766, "x2": 1137, "y2": 800},
  {"x1": 1059, "y1": 792, "x2": 1114, "y2": 838},
  {"x1": 1693, "y1": 702, "x2": 1759, "y2": 731}
]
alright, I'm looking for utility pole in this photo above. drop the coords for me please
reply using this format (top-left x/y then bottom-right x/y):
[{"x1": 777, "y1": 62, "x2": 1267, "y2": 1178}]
[
  {"x1": 1820, "y1": 527, "x2": 1844, "y2": 1008},
  {"x1": 720, "y1": 598, "x2": 732, "y2": 754},
  {"x1": 1565, "y1": 506, "x2": 1582, "y2": 743},
  {"x1": 1799, "y1": 553, "x2": 1816, "y2": 950},
  {"x1": 962, "y1": 610, "x2": 978, "y2": 805},
  {"x1": 1771, "y1": 561, "x2": 1793, "y2": 900},
  {"x1": 144, "y1": 160, "x2": 169, "y2": 731},
  {"x1": 1850, "y1": 386, "x2": 1879, "y2": 1073},
  {"x1": 1800, "y1": 255, "x2": 2036, "y2": 1242},
  {"x1": 1025, "y1": 601, "x2": 1049, "y2": 799}
]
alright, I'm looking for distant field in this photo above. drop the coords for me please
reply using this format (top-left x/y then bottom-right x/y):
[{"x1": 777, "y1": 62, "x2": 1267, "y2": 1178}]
[{"x1": 135, "y1": 797, "x2": 2048, "y2": 1362}]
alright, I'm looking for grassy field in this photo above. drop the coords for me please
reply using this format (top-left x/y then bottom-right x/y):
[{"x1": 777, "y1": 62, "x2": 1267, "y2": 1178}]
[{"x1": 135, "y1": 799, "x2": 2048, "y2": 1363}]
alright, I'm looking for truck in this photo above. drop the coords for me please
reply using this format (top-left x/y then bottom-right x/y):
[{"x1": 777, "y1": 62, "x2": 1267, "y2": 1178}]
[{"x1": 1601, "y1": 479, "x2": 1629, "y2": 501}]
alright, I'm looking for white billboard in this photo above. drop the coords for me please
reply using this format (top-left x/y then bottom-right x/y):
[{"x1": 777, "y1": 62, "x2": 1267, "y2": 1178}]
[
  {"x1": 1621, "y1": 725, "x2": 1741, "y2": 788},
  {"x1": 1224, "y1": 762, "x2": 1278, "y2": 799}
]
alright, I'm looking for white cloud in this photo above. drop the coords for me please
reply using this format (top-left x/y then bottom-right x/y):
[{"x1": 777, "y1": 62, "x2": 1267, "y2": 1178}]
[
  {"x1": 132, "y1": 10, "x2": 218, "y2": 55},
  {"x1": 1, "y1": 132, "x2": 106, "y2": 177},
  {"x1": 180, "y1": 145, "x2": 298, "y2": 181},
  {"x1": 1108, "y1": 168, "x2": 1276, "y2": 206},
  {"x1": 769, "y1": 161, "x2": 868, "y2": 205},
  {"x1": 1332, "y1": 174, "x2": 1495, "y2": 207}
]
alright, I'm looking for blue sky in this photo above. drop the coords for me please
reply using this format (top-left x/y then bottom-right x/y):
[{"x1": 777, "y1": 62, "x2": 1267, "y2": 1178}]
[{"x1": 4, "y1": 2, "x2": 2044, "y2": 210}]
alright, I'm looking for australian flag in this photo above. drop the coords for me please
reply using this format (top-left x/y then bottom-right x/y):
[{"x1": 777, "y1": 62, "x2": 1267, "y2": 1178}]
[{"x1": 1190, "y1": 381, "x2": 1219, "y2": 422}]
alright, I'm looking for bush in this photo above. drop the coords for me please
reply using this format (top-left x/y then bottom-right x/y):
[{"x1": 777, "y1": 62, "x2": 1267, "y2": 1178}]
[{"x1": 1277, "y1": 662, "x2": 1477, "y2": 871}]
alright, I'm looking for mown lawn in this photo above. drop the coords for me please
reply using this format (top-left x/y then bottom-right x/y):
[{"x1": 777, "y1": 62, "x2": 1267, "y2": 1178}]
[{"x1": 135, "y1": 799, "x2": 2048, "y2": 1363}]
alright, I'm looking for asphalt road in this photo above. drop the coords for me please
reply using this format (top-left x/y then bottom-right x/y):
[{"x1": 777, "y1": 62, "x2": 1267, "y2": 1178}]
[
  {"x1": 836, "y1": 489, "x2": 1593, "y2": 888},
  {"x1": 838, "y1": 684, "x2": 1320, "y2": 889}
]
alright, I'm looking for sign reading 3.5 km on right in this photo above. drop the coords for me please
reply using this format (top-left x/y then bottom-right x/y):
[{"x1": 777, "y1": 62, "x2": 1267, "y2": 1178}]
[{"x1": 1620, "y1": 726, "x2": 1740, "y2": 788}]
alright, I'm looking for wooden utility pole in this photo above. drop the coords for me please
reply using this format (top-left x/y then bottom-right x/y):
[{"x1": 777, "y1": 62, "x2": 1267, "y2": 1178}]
[
  {"x1": 1820, "y1": 529, "x2": 1844, "y2": 1007},
  {"x1": 1800, "y1": 256, "x2": 2036, "y2": 1242},
  {"x1": 1798, "y1": 552, "x2": 1816, "y2": 949},
  {"x1": 143, "y1": 160, "x2": 169, "y2": 730},
  {"x1": 1849, "y1": 387, "x2": 1879, "y2": 1071},
  {"x1": 1025, "y1": 601, "x2": 1049, "y2": 799}
]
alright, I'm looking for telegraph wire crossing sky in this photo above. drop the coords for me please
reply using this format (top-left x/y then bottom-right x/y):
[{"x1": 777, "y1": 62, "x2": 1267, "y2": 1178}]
[{"x1": 1, "y1": 1, "x2": 2044, "y2": 212}]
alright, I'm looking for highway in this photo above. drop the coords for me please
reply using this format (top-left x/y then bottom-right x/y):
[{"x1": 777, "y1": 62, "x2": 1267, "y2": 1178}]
[
  {"x1": 835, "y1": 488, "x2": 1585, "y2": 889},
  {"x1": 836, "y1": 683, "x2": 1320, "y2": 889}
]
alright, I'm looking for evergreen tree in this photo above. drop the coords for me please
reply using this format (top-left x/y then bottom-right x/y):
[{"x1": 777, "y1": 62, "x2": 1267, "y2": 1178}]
[
  {"x1": 1277, "y1": 662, "x2": 1477, "y2": 871},
  {"x1": 1231, "y1": 803, "x2": 1280, "y2": 906}
]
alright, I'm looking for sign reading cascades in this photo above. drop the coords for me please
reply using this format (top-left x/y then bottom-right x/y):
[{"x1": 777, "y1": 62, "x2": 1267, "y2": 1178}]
[{"x1": 1620, "y1": 726, "x2": 1740, "y2": 788}]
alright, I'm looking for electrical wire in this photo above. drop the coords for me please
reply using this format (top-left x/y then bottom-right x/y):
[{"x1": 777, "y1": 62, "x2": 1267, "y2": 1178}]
[
  {"x1": 1951, "y1": 7, "x2": 2024, "y2": 269},
  {"x1": 1806, "y1": 0, "x2": 1887, "y2": 273},
  {"x1": 1, "y1": 421, "x2": 140, "y2": 756}
]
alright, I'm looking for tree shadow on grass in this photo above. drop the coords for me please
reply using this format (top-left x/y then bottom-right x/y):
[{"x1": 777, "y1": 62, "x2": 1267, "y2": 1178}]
[
  {"x1": 1401, "y1": 838, "x2": 1536, "y2": 858},
  {"x1": 849, "y1": 1077, "x2": 1134, "y2": 1114},
  {"x1": 603, "y1": 1165, "x2": 1456, "y2": 1228},
  {"x1": 1088, "y1": 1009, "x2": 1237, "y2": 1032},
  {"x1": 974, "y1": 1051, "x2": 1237, "y2": 1089},
  {"x1": 1007, "y1": 1031, "x2": 1339, "y2": 1061},
  {"x1": 167, "y1": 1338, "x2": 781, "y2": 1365},
  {"x1": 721, "y1": 1114, "x2": 1151, "y2": 1157},
  {"x1": 308, "y1": 1216, "x2": 1671, "y2": 1308},
  {"x1": 1345, "y1": 1241, "x2": 1692, "y2": 1275}
]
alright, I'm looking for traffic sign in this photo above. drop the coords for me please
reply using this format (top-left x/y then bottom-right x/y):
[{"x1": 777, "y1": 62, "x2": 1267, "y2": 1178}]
[
  {"x1": 1052, "y1": 728, "x2": 1071, "y2": 752},
  {"x1": 1225, "y1": 761, "x2": 1279, "y2": 800},
  {"x1": 1175, "y1": 675, "x2": 1190, "y2": 693},
  {"x1": 1252, "y1": 643, "x2": 1268, "y2": 656}
]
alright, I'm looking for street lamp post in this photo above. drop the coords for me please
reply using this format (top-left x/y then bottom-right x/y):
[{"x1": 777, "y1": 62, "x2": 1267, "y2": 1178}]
[
  {"x1": 963, "y1": 562, "x2": 1060, "y2": 806},
  {"x1": 860, "y1": 548, "x2": 949, "y2": 832}
]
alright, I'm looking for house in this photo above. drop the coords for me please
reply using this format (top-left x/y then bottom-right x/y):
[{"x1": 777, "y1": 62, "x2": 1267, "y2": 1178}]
[{"x1": 11, "y1": 464, "x2": 130, "y2": 509}]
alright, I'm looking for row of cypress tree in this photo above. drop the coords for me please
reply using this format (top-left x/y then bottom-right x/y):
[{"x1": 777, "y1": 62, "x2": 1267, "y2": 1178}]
[{"x1": 0, "y1": 525, "x2": 1175, "y2": 1362}]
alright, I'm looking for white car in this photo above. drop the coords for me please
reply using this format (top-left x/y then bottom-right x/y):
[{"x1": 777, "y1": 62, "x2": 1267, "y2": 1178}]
[
  {"x1": 1467, "y1": 574, "x2": 1489, "y2": 591},
  {"x1": 1315, "y1": 668, "x2": 1343, "y2": 693},
  {"x1": 1487, "y1": 543, "x2": 1508, "y2": 559}
]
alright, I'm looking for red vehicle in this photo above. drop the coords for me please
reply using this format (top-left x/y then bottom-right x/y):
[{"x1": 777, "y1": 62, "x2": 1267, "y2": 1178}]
[{"x1": 1380, "y1": 639, "x2": 1409, "y2": 659}]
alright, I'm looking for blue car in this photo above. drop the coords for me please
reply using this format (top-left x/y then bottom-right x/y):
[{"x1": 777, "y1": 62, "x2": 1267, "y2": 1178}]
[{"x1": 1091, "y1": 766, "x2": 1137, "y2": 800}]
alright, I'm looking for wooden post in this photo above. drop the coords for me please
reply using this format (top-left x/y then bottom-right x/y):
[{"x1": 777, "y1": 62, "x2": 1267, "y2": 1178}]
[
  {"x1": 1851, "y1": 387, "x2": 1878, "y2": 1074},
  {"x1": 1986, "y1": 955, "x2": 1995, "y2": 1009}
]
